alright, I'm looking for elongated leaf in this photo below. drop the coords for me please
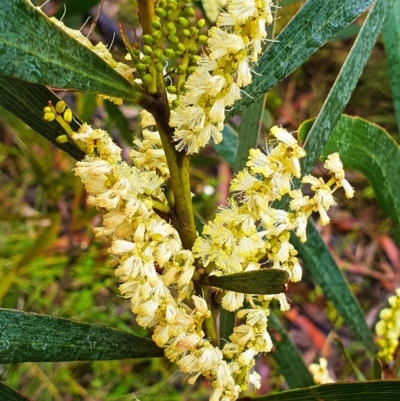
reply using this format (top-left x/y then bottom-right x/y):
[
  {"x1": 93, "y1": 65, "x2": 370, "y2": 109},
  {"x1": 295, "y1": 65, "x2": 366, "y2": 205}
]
[
  {"x1": 201, "y1": 269, "x2": 288, "y2": 295},
  {"x1": 235, "y1": 97, "x2": 266, "y2": 173},
  {"x1": 0, "y1": 0, "x2": 143, "y2": 103},
  {"x1": 300, "y1": 0, "x2": 395, "y2": 175},
  {"x1": 247, "y1": 380, "x2": 400, "y2": 401},
  {"x1": 269, "y1": 312, "x2": 315, "y2": 389},
  {"x1": 227, "y1": 0, "x2": 375, "y2": 119},
  {"x1": 291, "y1": 221, "x2": 376, "y2": 354},
  {"x1": 382, "y1": 0, "x2": 400, "y2": 132},
  {"x1": 0, "y1": 76, "x2": 85, "y2": 161},
  {"x1": 214, "y1": 124, "x2": 238, "y2": 167},
  {"x1": 0, "y1": 382, "x2": 31, "y2": 401},
  {"x1": 0, "y1": 309, "x2": 164, "y2": 363},
  {"x1": 299, "y1": 115, "x2": 400, "y2": 243}
]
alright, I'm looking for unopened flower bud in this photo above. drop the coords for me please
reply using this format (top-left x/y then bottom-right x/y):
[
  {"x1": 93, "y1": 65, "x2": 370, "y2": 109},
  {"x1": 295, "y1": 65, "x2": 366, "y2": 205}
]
[
  {"x1": 163, "y1": 48, "x2": 175, "y2": 58},
  {"x1": 176, "y1": 43, "x2": 186, "y2": 53},
  {"x1": 155, "y1": 62, "x2": 164, "y2": 72},
  {"x1": 152, "y1": 30, "x2": 163, "y2": 41},
  {"x1": 44, "y1": 112, "x2": 56, "y2": 121},
  {"x1": 177, "y1": 17, "x2": 189, "y2": 27},
  {"x1": 143, "y1": 45, "x2": 153, "y2": 55},
  {"x1": 55, "y1": 101, "x2": 66, "y2": 114},
  {"x1": 56, "y1": 135, "x2": 68, "y2": 143},
  {"x1": 167, "y1": 85, "x2": 177, "y2": 94},
  {"x1": 182, "y1": 29, "x2": 191, "y2": 37},
  {"x1": 142, "y1": 34, "x2": 154, "y2": 45},
  {"x1": 197, "y1": 19, "x2": 206, "y2": 28},
  {"x1": 184, "y1": 7, "x2": 195, "y2": 17},
  {"x1": 136, "y1": 63, "x2": 147, "y2": 71},
  {"x1": 197, "y1": 35, "x2": 208, "y2": 45},
  {"x1": 63, "y1": 108, "x2": 73, "y2": 123},
  {"x1": 155, "y1": 7, "x2": 167, "y2": 18},
  {"x1": 151, "y1": 19, "x2": 161, "y2": 30},
  {"x1": 142, "y1": 73, "x2": 153, "y2": 86},
  {"x1": 167, "y1": 35, "x2": 179, "y2": 44}
]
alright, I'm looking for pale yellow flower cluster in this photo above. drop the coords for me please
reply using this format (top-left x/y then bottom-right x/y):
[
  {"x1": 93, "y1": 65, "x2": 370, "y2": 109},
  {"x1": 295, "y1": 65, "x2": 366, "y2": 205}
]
[
  {"x1": 170, "y1": 0, "x2": 273, "y2": 153},
  {"x1": 193, "y1": 127, "x2": 354, "y2": 389},
  {"x1": 72, "y1": 123, "x2": 243, "y2": 401},
  {"x1": 376, "y1": 288, "x2": 400, "y2": 363},
  {"x1": 308, "y1": 358, "x2": 335, "y2": 384}
]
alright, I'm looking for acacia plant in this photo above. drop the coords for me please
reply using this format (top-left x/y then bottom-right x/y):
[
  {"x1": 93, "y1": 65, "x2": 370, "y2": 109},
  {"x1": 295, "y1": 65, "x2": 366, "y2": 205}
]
[{"x1": 1, "y1": 0, "x2": 400, "y2": 400}]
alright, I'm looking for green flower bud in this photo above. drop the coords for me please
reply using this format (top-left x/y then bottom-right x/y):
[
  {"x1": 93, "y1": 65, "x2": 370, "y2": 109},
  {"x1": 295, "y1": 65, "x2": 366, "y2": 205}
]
[
  {"x1": 55, "y1": 100, "x2": 66, "y2": 114},
  {"x1": 43, "y1": 106, "x2": 52, "y2": 113},
  {"x1": 167, "y1": 85, "x2": 177, "y2": 94},
  {"x1": 56, "y1": 135, "x2": 68, "y2": 143},
  {"x1": 176, "y1": 43, "x2": 186, "y2": 53},
  {"x1": 167, "y1": 1, "x2": 178, "y2": 11},
  {"x1": 163, "y1": 48, "x2": 175, "y2": 58},
  {"x1": 136, "y1": 63, "x2": 147, "y2": 71},
  {"x1": 188, "y1": 44, "x2": 198, "y2": 55},
  {"x1": 155, "y1": 62, "x2": 164, "y2": 72},
  {"x1": 197, "y1": 19, "x2": 206, "y2": 28},
  {"x1": 151, "y1": 19, "x2": 161, "y2": 30},
  {"x1": 177, "y1": 17, "x2": 189, "y2": 27},
  {"x1": 190, "y1": 55, "x2": 200, "y2": 64},
  {"x1": 141, "y1": 56, "x2": 152, "y2": 64},
  {"x1": 155, "y1": 8, "x2": 167, "y2": 18},
  {"x1": 176, "y1": 65, "x2": 186, "y2": 74},
  {"x1": 166, "y1": 21, "x2": 176, "y2": 34},
  {"x1": 183, "y1": 7, "x2": 195, "y2": 17},
  {"x1": 143, "y1": 45, "x2": 153, "y2": 55},
  {"x1": 167, "y1": 35, "x2": 179, "y2": 44},
  {"x1": 197, "y1": 35, "x2": 208, "y2": 45},
  {"x1": 171, "y1": 99, "x2": 180, "y2": 108},
  {"x1": 179, "y1": 82, "x2": 185, "y2": 92},
  {"x1": 44, "y1": 112, "x2": 56, "y2": 121},
  {"x1": 182, "y1": 29, "x2": 191, "y2": 37},
  {"x1": 152, "y1": 30, "x2": 163, "y2": 41},
  {"x1": 142, "y1": 73, "x2": 153, "y2": 86},
  {"x1": 153, "y1": 48, "x2": 164, "y2": 60},
  {"x1": 187, "y1": 66, "x2": 196, "y2": 75},
  {"x1": 142, "y1": 34, "x2": 154, "y2": 45},
  {"x1": 189, "y1": 27, "x2": 197, "y2": 37},
  {"x1": 63, "y1": 108, "x2": 73, "y2": 123}
]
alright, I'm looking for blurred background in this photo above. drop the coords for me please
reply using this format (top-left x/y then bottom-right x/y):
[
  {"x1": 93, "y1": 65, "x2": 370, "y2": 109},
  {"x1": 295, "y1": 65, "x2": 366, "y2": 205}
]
[{"x1": 0, "y1": 0, "x2": 399, "y2": 399}]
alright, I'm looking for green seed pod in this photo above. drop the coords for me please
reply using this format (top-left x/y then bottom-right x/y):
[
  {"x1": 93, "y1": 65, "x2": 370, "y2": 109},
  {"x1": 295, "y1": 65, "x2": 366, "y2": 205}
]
[
  {"x1": 167, "y1": 35, "x2": 179, "y2": 44},
  {"x1": 155, "y1": 62, "x2": 164, "y2": 72},
  {"x1": 187, "y1": 66, "x2": 196, "y2": 75},
  {"x1": 177, "y1": 17, "x2": 189, "y2": 27},
  {"x1": 56, "y1": 135, "x2": 69, "y2": 143},
  {"x1": 136, "y1": 63, "x2": 147, "y2": 71},
  {"x1": 44, "y1": 112, "x2": 56, "y2": 121},
  {"x1": 142, "y1": 34, "x2": 154, "y2": 45},
  {"x1": 183, "y1": 7, "x2": 195, "y2": 17},
  {"x1": 152, "y1": 30, "x2": 163, "y2": 41},
  {"x1": 142, "y1": 73, "x2": 153, "y2": 86},
  {"x1": 197, "y1": 35, "x2": 208, "y2": 45},
  {"x1": 176, "y1": 43, "x2": 186, "y2": 53},
  {"x1": 143, "y1": 45, "x2": 153, "y2": 55},
  {"x1": 55, "y1": 100, "x2": 66, "y2": 114},
  {"x1": 151, "y1": 19, "x2": 161, "y2": 30},
  {"x1": 167, "y1": 85, "x2": 177, "y2": 94},
  {"x1": 155, "y1": 8, "x2": 167, "y2": 18},
  {"x1": 63, "y1": 108, "x2": 73, "y2": 123},
  {"x1": 188, "y1": 44, "x2": 198, "y2": 55},
  {"x1": 141, "y1": 55, "x2": 152, "y2": 64},
  {"x1": 182, "y1": 29, "x2": 191, "y2": 37},
  {"x1": 163, "y1": 48, "x2": 175, "y2": 58},
  {"x1": 197, "y1": 19, "x2": 206, "y2": 28}
]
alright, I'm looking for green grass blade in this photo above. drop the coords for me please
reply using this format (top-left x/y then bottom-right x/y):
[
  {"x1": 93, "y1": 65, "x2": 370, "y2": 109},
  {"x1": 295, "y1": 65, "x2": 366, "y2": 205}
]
[
  {"x1": 0, "y1": 76, "x2": 85, "y2": 161},
  {"x1": 226, "y1": 0, "x2": 375, "y2": 119},
  {"x1": 269, "y1": 312, "x2": 315, "y2": 389},
  {"x1": 0, "y1": 309, "x2": 164, "y2": 363},
  {"x1": 0, "y1": 0, "x2": 143, "y2": 103},
  {"x1": 0, "y1": 382, "x2": 31, "y2": 401},
  {"x1": 382, "y1": 0, "x2": 400, "y2": 133},
  {"x1": 290, "y1": 221, "x2": 376, "y2": 354},
  {"x1": 300, "y1": 0, "x2": 395, "y2": 175},
  {"x1": 248, "y1": 380, "x2": 400, "y2": 401},
  {"x1": 235, "y1": 97, "x2": 266, "y2": 173},
  {"x1": 300, "y1": 115, "x2": 400, "y2": 243}
]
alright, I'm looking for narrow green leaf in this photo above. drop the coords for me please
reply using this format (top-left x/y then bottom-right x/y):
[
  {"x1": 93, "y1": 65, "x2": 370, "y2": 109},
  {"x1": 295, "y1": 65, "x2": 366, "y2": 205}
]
[
  {"x1": 219, "y1": 308, "x2": 236, "y2": 346},
  {"x1": 269, "y1": 312, "x2": 315, "y2": 389},
  {"x1": 0, "y1": 382, "x2": 31, "y2": 401},
  {"x1": 227, "y1": 0, "x2": 375, "y2": 119},
  {"x1": 104, "y1": 100, "x2": 134, "y2": 145},
  {"x1": 213, "y1": 124, "x2": 238, "y2": 167},
  {"x1": 200, "y1": 269, "x2": 289, "y2": 295},
  {"x1": 235, "y1": 96, "x2": 266, "y2": 173},
  {"x1": 372, "y1": 358, "x2": 382, "y2": 380},
  {"x1": 0, "y1": 0, "x2": 144, "y2": 103},
  {"x1": 334, "y1": 335, "x2": 366, "y2": 381},
  {"x1": 247, "y1": 380, "x2": 400, "y2": 401},
  {"x1": 0, "y1": 309, "x2": 164, "y2": 363},
  {"x1": 300, "y1": 0, "x2": 395, "y2": 176},
  {"x1": 54, "y1": 0, "x2": 100, "y2": 19},
  {"x1": 290, "y1": 220, "x2": 376, "y2": 354},
  {"x1": 0, "y1": 76, "x2": 85, "y2": 161},
  {"x1": 382, "y1": 0, "x2": 400, "y2": 132},
  {"x1": 300, "y1": 115, "x2": 400, "y2": 243}
]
